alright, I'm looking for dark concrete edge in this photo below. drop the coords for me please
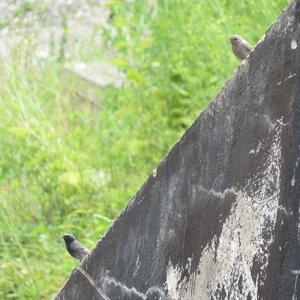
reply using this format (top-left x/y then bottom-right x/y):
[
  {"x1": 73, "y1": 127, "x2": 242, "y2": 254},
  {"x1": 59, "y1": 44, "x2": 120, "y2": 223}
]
[{"x1": 55, "y1": 1, "x2": 294, "y2": 298}]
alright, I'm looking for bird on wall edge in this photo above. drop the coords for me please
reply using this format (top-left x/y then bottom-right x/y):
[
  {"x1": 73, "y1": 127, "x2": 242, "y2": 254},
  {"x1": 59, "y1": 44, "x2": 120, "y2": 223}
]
[
  {"x1": 61, "y1": 234, "x2": 89, "y2": 262},
  {"x1": 230, "y1": 35, "x2": 252, "y2": 60}
]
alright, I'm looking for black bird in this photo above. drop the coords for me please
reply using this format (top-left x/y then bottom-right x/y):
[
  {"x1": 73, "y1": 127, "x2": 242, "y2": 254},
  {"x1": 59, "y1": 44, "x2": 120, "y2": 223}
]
[{"x1": 61, "y1": 234, "x2": 89, "y2": 261}]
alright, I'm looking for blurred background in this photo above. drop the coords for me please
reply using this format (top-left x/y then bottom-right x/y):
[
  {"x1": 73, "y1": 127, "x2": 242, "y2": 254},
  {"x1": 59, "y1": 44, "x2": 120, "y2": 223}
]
[{"x1": 0, "y1": 0, "x2": 289, "y2": 298}]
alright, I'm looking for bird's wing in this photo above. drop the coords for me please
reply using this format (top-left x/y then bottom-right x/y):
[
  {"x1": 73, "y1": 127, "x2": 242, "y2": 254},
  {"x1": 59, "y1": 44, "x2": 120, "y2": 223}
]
[
  {"x1": 242, "y1": 40, "x2": 252, "y2": 52},
  {"x1": 71, "y1": 241, "x2": 89, "y2": 260},
  {"x1": 72, "y1": 241, "x2": 89, "y2": 254}
]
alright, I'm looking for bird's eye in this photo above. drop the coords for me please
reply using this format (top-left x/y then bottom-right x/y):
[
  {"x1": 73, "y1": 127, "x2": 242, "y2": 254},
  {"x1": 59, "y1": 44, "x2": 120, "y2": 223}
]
[{"x1": 234, "y1": 38, "x2": 237, "y2": 41}]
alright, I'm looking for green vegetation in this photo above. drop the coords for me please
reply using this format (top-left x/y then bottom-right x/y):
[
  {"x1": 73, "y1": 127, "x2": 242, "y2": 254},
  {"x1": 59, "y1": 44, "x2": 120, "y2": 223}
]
[{"x1": 0, "y1": 0, "x2": 288, "y2": 298}]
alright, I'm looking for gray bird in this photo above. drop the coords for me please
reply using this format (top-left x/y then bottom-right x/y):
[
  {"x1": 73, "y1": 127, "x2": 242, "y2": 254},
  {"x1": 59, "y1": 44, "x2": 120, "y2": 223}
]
[
  {"x1": 61, "y1": 234, "x2": 89, "y2": 261},
  {"x1": 230, "y1": 35, "x2": 252, "y2": 60}
]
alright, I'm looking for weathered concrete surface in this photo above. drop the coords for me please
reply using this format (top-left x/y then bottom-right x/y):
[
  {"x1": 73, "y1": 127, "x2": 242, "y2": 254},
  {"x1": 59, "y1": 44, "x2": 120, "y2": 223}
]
[{"x1": 56, "y1": 1, "x2": 300, "y2": 299}]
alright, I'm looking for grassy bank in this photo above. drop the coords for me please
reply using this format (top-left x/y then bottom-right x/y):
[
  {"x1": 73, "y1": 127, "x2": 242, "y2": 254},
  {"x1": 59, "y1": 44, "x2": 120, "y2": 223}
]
[{"x1": 0, "y1": 0, "x2": 288, "y2": 298}]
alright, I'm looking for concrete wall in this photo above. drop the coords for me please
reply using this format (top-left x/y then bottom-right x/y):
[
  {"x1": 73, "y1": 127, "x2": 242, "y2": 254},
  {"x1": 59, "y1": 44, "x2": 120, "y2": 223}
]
[{"x1": 56, "y1": 1, "x2": 300, "y2": 299}]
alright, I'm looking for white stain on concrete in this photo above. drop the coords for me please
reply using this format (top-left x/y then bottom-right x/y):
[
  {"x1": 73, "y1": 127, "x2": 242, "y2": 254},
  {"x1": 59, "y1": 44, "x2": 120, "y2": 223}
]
[
  {"x1": 287, "y1": 73, "x2": 297, "y2": 80},
  {"x1": 104, "y1": 275, "x2": 147, "y2": 299},
  {"x1": 133, "y1": 255, "x2": 141, "y2": 277},
  {"x1": 256, "y1": 141, "x2": 262, "y2": 154},
  {"x1": 291, "y1": 173, "x2": 295, "y2": 186},
  {"x1": 153, "y1": 168, "x2": 157, "y2": 178},
  {"x1": 103, "y1": 275, "x2": 166, "y2": 299},
  {"x1": 249, "y1": 140, "x2": 263, "y2": 156},
  {"x1": 291, "y1": 39, "x2": 298, "y2": 49},
  {"x1": 261, "y1": 114, "x2": 276, "y2": 130},
  {"x1": 166, "y1": 123, "x2": 283, "y2": 299},
  {"x1": 292, "y1": 271, "x2": 299, "y2": 300},
  {"x1": 277, "y1": 73, "x2": 296, "y2": 86},
  {"x1": 197, "y1": 185, "x2": 237, "y2": 199},
  {"x1": 166, "y1": 261, "x2": 181, "y2": 299}
]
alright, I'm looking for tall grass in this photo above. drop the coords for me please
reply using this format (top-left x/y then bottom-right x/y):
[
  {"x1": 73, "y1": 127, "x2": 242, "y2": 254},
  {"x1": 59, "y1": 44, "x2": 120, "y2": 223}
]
[{"x1": 0, "y1": 0, "x2": 288, "y2": 298}]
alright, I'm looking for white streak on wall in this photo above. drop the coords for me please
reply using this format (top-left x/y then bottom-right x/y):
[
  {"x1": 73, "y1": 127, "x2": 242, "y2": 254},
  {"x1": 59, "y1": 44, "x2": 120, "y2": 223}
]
[
  {"x1": 197, "y1": 186, "x2": 237, "y2": 199},
  {"x1": 153, "y1": 168, "x2": 157, "y2": 178},
  {"x1": 103, "y1": 275, "x2": 166, "y2": 299},
  {"x1": 103, "y1": 275, "x2": 147, "y2": 299},
  {"x1": 166, "y1": 261, "x2": 181, "y2": 299},
  {"x1": 277, "y1": 73, "x2": 296, "y2": 86},
  {"x1": 292, "y1": 272, "x2": 299, "y2": 300},
  {"x1": 291, "y1": 172, "x2": 295, "y2": 186},
  {"x1": 291, "y1": 40, "x2": 297, "y2": 49},
  {"x1": 166, "y1": 123, "x2": 283, "y2": 299}
]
